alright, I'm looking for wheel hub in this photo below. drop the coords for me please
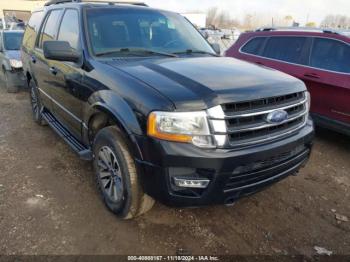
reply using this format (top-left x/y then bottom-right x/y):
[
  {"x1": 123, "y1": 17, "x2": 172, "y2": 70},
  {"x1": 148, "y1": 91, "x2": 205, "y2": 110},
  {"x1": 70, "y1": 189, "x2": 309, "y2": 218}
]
[{"x1": 97, "y1": 146, "x2": 124, "y2": 203}]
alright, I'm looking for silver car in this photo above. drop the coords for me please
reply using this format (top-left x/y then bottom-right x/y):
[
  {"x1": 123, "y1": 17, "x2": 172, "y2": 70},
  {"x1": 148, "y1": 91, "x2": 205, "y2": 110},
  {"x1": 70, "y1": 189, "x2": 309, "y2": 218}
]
[{"x1": 0, "y1": 30, "x2": 26, "y2": 93}]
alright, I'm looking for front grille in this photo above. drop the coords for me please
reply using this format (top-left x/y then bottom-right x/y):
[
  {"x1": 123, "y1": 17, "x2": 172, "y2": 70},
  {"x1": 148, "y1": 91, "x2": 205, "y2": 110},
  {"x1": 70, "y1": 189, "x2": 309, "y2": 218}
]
[
  {"x1": 209, "y1": 91, "x2": 308, "y2": 147},
  {"x1": 224, "y1": 148, "x2": 310, "y2": 192},
  {"x1": 223, "y1": 92, "x2": 305, "y2": 115},
  {"x1": 229, "y1": 117, "x2": 304, "y2": 142}
]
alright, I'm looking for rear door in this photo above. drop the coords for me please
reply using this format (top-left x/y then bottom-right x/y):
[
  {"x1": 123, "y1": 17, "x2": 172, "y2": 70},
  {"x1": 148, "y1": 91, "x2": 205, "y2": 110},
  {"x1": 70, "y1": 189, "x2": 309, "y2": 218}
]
[
  {"x1": 48, "y1": 8, "x2": 84, "y2": 139},
  {"x1": 238, "y1": 35, "x2": 326, "y2": 114},
  {"x1": 305, "y1": 37, "x2": 350, "y2": 125},
  {"x1": 33, "y1": 9, "x2": 63, "y2": 112},
  {"x1": 22, "y1": 10, "x2": 44, "y2": 80}
]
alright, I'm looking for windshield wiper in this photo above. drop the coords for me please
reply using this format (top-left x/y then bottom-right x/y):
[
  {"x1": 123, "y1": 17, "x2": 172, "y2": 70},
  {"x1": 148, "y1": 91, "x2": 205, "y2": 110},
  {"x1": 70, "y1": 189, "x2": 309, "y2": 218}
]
[
  {"x1": 173, "y1": 49, "x2": 220, "y2": 57},
  {"x1": 96, "y1": 48, "x2": 178, "y2": 58}
]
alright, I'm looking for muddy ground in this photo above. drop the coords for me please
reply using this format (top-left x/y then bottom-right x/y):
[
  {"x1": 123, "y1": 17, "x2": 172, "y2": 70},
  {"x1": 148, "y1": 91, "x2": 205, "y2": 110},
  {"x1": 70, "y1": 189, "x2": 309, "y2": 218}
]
[{"x1": 0, "y1": 87, "x2": 349, "y2": 256}]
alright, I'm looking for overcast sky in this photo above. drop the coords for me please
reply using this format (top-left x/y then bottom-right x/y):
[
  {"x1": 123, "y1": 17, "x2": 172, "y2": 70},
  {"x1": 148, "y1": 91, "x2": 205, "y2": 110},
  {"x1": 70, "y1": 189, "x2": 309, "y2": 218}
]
[{"x1": 145, "y1": 0, "x2": 349, "y2": 25}]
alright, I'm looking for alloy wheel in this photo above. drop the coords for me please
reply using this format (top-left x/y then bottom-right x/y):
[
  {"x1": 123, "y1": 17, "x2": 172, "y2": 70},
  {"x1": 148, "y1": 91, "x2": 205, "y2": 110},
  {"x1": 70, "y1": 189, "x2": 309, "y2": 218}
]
[{"x1": 97, "y1": 146, "x2": 124, "y2": 203}]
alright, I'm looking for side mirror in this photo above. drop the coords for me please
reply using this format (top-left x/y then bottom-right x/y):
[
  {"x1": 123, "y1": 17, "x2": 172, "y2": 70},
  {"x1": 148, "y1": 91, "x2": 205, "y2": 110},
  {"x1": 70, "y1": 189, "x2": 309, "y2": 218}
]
[
  {"x1": 211, "y1": 43, "x2": 221, "y2": 54},
  {"x1": 43, "y1": 41, "x2": 80, "y2": 63}
]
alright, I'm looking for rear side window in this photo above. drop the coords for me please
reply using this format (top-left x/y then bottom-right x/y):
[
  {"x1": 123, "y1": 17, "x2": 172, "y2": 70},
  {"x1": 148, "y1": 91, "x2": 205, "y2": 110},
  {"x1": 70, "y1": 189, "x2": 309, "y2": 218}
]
[
  {"x1": 241, "y1": 37, "x2": 266, "y2": 55},
  {"x1": 37, "y1": 9, "x2": 63, "y2": 49},
  {"x1": 263, "y1": 37, "x2": 307, "y2": 64},
  {"x1": 310, "y1": 38, "x2": 350, "y2": 73},
  {"x1": 57, "y1": 9, "x2": 80, "y2": 50},
  {"x1": 22, "y1": 11, "x2": 44, "y2": 49}
]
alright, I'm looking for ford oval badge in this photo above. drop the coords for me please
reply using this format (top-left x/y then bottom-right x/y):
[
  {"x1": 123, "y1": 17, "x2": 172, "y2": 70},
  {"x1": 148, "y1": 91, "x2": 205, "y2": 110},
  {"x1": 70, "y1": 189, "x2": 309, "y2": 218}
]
[{"x1": 266, "y1": 110, "x2": 288, "y2": 124}]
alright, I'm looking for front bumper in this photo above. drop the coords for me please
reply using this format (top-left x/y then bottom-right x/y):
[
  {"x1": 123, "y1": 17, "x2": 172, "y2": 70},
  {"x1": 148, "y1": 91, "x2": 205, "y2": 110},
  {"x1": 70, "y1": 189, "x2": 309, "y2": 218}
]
[
  {"x1": 136, "y1": 119, "x2": 314, "y2": 207},
  {"x1": 6, "y1": 69, "x2": 26, "y2": 88}
]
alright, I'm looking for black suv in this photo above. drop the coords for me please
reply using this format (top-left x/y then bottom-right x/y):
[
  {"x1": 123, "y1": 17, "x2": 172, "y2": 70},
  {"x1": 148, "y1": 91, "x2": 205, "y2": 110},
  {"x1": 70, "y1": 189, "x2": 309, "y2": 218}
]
[{"x1": 22, "y1": 0, "x2": 314, "y2": 219}]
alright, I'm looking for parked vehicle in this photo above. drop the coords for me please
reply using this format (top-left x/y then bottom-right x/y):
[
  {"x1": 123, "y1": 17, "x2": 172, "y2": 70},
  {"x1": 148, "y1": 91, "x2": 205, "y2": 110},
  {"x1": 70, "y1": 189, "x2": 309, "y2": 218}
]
[
  {"x1": 221, "y1": 28, "x2": 241, "y2": 40},
  {"x1": 22, "y1": 0, "x2": 314, "y2": 219},
  {"x1": 0, "y1": 30, "x2": 25, "y2": 93},
  {"x1": 226, "y1": 27, "x2": 350, "y2": 136},
  {"x1": 199, "y1": 27, "x2": 225, "y2": 39}
]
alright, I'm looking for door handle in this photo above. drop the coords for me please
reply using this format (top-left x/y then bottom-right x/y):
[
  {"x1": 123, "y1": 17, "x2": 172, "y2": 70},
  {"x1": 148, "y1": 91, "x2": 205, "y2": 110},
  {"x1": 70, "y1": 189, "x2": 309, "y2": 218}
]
[
  {"x1": 31, "y1": 56, "x2": 36, "y2": 64},
  {"x1": 49, "y1": 67, "x2": 58, "y2": 75},
  {"x1": 304, "y1": 73, "x2": 320, "y2": 79}
]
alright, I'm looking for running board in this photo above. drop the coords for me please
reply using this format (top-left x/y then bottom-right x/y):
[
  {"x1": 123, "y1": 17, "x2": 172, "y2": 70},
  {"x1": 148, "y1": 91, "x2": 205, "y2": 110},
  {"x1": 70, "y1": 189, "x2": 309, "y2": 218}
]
[{"x1": 42, "y1": 111, "x2": 93, "y2": 161}]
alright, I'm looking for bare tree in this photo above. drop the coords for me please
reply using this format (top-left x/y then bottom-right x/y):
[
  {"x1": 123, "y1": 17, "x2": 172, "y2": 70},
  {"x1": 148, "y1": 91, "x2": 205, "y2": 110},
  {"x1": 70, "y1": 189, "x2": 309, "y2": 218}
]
[
  {"x1": 321, "y1": 14, "x2": 350, "y2": 29},
  {"x1": 206, "y1": 7, "x2": 240, "y2": 29}
]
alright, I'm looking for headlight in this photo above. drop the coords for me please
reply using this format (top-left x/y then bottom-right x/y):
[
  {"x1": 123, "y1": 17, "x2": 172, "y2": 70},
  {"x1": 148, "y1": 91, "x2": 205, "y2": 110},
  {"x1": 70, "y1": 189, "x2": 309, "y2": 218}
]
[
  {"x1": 9, "y1": 59, "x2": 23, "y2": 69},
  {"x1": 147, "y1": 111, "x2": 215, "y2": 148}
]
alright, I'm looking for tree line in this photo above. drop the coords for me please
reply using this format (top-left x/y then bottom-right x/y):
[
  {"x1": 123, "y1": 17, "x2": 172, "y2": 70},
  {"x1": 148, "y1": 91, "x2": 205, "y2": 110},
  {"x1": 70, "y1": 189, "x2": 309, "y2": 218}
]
[{"x1": 206, "y1": 7, "x2": 350, "y2": 30}]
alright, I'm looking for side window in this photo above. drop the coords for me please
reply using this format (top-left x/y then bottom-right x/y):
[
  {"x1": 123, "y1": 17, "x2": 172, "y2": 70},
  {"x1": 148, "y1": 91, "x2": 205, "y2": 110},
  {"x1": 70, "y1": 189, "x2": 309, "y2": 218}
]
[
  {"x1": 241, "y1": 37, "x2": 266, "y2": 55},
  {"x1": 28, "y1": 11, "x2": 44, "y2": 32},
  {"x1": 263, "y1": 37, "x2": 307, "y2": 64},
  {"x1": 37, "y1": 9, "x2": 62, "y2": 49},
  {"x1": 23, "y1": 11, "x2": 44, "y2": 49},
  {"x1": 310, "y1": 38, "x2": 350, "y2": 73},
  {"x1": 57, "y1": 9, "x2": 80, "y2": 50}
]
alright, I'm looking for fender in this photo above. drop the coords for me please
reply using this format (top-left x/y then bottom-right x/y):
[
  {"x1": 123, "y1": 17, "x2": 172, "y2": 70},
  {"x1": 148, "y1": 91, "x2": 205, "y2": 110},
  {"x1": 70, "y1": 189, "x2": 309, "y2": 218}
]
[{"x1": 83, "y1": 90, "x2": 145, "y2": 159}]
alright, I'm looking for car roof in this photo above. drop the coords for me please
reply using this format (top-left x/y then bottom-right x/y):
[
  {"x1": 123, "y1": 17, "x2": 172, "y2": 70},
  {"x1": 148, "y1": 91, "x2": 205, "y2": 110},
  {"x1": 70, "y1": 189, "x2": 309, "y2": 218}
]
[
  {"x1": 44, "y1": 0, "x2": 148, "y2": 10},
  {"x1": 34, "y1": 0, "x2": 172, "y2": 16},
  {"x1": 45, "y1": 0, "x2": 146, "y2": 6},
  {"x1": 244, "y1": 27, "x2": 350, "y2": 41}
]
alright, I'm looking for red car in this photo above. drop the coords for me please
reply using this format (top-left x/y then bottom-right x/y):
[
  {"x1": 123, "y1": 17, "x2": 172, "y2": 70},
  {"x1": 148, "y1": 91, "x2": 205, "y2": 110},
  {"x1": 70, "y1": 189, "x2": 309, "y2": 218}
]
[{"x1": 226, "y1": 28, "x2": 350, "y2": 136}]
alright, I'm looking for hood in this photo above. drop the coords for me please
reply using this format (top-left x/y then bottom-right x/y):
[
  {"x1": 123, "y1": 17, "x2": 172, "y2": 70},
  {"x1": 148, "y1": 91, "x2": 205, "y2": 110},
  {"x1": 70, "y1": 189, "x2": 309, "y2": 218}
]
[
  {"x1": 4, "y1": 50, "x2": 21, "y2": 61},
  {"x1": 106, "y1": 57, "x2": 306, "y2": 111}
]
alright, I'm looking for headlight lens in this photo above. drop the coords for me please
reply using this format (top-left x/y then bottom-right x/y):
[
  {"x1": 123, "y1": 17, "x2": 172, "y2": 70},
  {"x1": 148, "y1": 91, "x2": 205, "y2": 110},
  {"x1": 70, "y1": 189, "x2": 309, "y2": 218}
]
[
  {"x1": 9, "y1": 59, "x2": 23, "y2": 69},
  {"x1": 147, "y1": 111, "x2": 215, "y2": 148}
]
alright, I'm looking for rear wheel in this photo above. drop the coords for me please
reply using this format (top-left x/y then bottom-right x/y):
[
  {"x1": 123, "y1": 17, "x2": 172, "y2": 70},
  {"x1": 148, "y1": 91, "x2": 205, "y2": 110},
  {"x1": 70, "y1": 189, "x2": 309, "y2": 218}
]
[
  {"x1": 93, "y1": 126, "x2": 154, "y2": 219},
  {"x1": 29, "y1": 79, "x2": 46, "y2": 126},
  {"x1": 3, "y1": 70, "x2": 18, "y2": 93}
]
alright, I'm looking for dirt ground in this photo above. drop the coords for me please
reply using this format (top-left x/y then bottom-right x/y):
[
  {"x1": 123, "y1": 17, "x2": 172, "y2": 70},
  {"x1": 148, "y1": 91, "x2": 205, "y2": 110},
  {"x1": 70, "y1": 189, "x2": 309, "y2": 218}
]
[{"x1": 0, "y1": 87, "x2": 349, "y2": 256}]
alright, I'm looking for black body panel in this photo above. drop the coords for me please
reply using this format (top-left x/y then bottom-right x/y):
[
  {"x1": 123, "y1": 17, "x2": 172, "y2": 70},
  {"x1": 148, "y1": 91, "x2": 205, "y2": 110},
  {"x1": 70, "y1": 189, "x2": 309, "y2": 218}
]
[
  {"x1": 21, "y1": 2, "x2": 314, "y2": 207},
  {"x1": 136, "y1": 120, "x2": 313, "y2": 206}
]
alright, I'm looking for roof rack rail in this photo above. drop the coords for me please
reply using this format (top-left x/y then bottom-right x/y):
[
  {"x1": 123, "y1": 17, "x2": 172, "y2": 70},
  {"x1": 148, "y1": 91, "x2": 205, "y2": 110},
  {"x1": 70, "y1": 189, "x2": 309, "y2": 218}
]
[
  {"x1": 255, "y1": 26, "x2": 342, "y2": 35},
  {"x1": 45, "y1": 0, "x2": 147, "y2": 7}
]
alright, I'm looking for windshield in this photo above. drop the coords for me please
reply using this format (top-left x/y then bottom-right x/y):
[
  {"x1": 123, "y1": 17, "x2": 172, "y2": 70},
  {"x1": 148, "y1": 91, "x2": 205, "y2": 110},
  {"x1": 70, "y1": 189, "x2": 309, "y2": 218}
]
[
  {"x1": 85, "y1": 8, "x2": 215, "y2": 57},
  {"x1": 3, "y1": 32, "x2": 23, "y2": 50}
]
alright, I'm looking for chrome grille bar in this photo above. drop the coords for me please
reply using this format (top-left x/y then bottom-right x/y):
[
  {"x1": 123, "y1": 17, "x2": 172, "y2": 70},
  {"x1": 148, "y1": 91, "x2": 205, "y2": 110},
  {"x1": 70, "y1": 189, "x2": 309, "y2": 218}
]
[
  {"x1": 208, "y1": 91, "x2": 309, "y2": 148},
  {"x1": 226, "y1": 108, "x2": 308, "y2": 134},
  {"x1": 218, "y1": 97, "x2": 307, "y2": 119}
]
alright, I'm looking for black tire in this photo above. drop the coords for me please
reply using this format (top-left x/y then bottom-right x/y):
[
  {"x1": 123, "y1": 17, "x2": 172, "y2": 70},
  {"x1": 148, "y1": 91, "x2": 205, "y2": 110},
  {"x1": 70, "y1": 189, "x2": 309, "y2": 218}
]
[
  {"x1": 29, "y1": 79, "x2": 46, "y2": 126},
  {"x1": 93, "y1": 126, "x2": 154, "y2": 219},
  {"x1": 3, "y1": 70, "x2": 19, "y2": 93}
]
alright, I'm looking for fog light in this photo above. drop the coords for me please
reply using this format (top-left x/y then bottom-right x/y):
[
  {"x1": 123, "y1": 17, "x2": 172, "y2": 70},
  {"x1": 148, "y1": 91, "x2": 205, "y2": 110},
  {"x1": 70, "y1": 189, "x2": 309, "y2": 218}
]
[{"x1": 173, "y1": 178, "x2": 210, "y2": 188}]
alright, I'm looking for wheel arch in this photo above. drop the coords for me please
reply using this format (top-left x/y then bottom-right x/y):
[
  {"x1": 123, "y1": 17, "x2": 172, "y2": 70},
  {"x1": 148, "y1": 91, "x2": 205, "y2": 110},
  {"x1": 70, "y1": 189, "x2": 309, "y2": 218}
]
[
  {"x1": 2, "y1": 61, "x2": 11, "y2": 72},
  {"x1": 25, "y1": 70, "x2": 39, "y2": 87},
  {"x1": 84, "y1": 91, "x2": 145, "y2": 161}
]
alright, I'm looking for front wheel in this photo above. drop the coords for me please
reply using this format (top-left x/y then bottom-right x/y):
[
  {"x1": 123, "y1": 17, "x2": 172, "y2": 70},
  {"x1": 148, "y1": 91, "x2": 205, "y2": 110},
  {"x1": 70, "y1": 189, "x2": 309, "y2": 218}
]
[{"x1": 93, "y1": 126, "x2": 154, "y2": 219}]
